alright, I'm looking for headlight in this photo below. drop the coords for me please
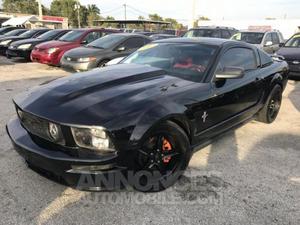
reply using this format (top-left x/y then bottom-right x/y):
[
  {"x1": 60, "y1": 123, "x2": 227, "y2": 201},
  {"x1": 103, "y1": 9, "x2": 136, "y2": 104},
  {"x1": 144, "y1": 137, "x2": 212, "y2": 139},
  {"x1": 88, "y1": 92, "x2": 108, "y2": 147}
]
[
  {"x1": 0, "y1": 40, "x2": 12, "y2": 45},
  {"x1": 77, "y1": 57, "x2": 96, "y2": 62},
  {"x1": 47, "y1": 48, "x2": 59, "y2": 54},
  {"x1": 71, "y1": 126, "x2": 115, "y2": 152},
  {"x1": 17, "y1": 44, "x2": 32, "y2": 50}
]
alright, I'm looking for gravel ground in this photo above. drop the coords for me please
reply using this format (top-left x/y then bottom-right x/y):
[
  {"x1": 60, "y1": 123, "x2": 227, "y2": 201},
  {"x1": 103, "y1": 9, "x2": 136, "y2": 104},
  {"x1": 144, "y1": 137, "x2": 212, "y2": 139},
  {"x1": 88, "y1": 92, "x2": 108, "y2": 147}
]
[{"x1": 0, "y1": 56, "x2": 299, "y2": 225}]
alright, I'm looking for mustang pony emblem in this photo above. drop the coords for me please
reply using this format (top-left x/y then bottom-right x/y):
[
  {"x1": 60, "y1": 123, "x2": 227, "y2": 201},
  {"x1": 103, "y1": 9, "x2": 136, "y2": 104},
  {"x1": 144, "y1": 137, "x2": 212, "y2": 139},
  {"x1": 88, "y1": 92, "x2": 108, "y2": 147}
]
[{"x1": 202, "y1": 111, "x2": 208, "y2": 123}]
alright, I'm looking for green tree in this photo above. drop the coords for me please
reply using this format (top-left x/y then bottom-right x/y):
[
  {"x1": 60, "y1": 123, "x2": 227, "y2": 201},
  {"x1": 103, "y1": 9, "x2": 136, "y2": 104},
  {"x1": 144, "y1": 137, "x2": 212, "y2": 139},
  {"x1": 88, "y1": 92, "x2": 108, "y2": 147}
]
[
  {"x1": 87, "y1": 4, "x2": 100, "y2": 26},
  {"x1": 3, "y1": 0, "x2": 39, "y2": 14},
  {"x1": 148, "y1": 13, "x2": 163, "y2": 21},
  {"x1": 50, "y1": 0, "x2": 79, "y2": 27},
  {"x1": 138, "y1": 15, "x2": 145, "y2": 20},
  {"x1": 50, "y1": 0, "x2": 89, "y2": 27}
]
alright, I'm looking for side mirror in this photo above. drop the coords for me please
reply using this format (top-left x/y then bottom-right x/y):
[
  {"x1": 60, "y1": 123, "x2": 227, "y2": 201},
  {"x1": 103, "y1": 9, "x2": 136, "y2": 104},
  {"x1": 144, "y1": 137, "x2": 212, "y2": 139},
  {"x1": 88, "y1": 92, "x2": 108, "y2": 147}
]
[
  {"x1": 81, "y1": 40, "x2": 88, "y2": 45},
  {"x1": 279, "y1": 43, "x2": 284, "y2": 47},
  {"x1": 265, "y1": 41, "x2": 273, "y2": 47},
  {"x1": 215, "y1": 66, "x2": 245, "y2": 79},
  {"x1": 116, "y1": 46, "x2": 126, "y2": 52}
]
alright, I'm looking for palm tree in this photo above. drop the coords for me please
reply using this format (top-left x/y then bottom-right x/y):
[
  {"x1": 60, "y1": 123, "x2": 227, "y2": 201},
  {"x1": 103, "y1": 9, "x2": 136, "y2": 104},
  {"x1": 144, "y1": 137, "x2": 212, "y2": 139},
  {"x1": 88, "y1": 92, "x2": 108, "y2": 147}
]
[{"x1": 87, "y1": 4, "x2": 100, "y2": 15}]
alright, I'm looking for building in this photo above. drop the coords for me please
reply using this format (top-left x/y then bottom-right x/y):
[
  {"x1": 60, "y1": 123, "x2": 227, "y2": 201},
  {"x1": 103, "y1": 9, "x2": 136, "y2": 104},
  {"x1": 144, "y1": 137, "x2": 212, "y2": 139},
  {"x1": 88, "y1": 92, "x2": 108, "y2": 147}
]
[
  {"x1": 198, "y1": 19, "x2": 300, "y2": 39},
  {"x1": 0, "y1": 12, "x2": 68, "y2": 29}
]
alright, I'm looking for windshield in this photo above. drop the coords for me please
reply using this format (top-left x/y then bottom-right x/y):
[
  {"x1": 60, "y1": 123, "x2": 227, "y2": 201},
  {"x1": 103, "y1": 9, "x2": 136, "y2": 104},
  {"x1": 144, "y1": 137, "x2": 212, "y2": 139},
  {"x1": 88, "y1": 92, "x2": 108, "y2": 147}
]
[
  {"x1": 19, "y1": 30, "x2": 38, "y2": 38},
  {"x1": 285, "y1": 35, "x2": 300, "y2": 47},
  {"x1": 3, "y1": 29, "x2": 24, "y2": 36},
  {"x1": 87, "y1": 34, "x2": 125, "y2": 49},
  {"x1": 59, "y1": 30, "x2": 84, "y2": 42},
  {"x1": 232, "y1": 32, "x2": 264, "y2": 44},
  {"x1": 184, "y1": 29, "x2": 219, "y2": 38},
  {"x1": 123, "y1": 43, "x2": 217, "y2": 82},
  {"x1": 37, "y1": 30, "x2": 61, "y2": 39}
]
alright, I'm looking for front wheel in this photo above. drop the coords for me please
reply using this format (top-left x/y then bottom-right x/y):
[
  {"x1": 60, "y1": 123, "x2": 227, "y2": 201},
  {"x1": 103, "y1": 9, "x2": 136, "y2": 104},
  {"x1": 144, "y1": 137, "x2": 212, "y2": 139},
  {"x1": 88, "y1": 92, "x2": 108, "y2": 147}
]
[
  {"x1": 132, "y1": 121, "x2": 191, "y2": 192},
  {"x1": 256, "y1": 85, "x2": 282, "y2": 124}
]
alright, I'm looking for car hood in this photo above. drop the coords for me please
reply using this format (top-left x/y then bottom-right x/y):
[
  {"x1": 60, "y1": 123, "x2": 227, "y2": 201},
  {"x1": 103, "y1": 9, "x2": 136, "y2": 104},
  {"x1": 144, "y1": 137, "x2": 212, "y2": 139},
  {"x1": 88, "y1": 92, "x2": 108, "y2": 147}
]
[
  {"x1": 64, "y1": 46, "x2": 106, "y2": 58},
  {"x1": 14, "y1": 64, "x2": 196, "y2": 128},
  {"x1": 277, "y1": 47, "x2": 300, "y2": 60},
  {"x1": 10, "y1": 38, "x2": 44, "y2": 47},
  {"x1": 0, "y1": 35, "x2": 24, "y2": 42},
  {"x1": 36, "y1": 40, "x2": 78, "y2": 49}
]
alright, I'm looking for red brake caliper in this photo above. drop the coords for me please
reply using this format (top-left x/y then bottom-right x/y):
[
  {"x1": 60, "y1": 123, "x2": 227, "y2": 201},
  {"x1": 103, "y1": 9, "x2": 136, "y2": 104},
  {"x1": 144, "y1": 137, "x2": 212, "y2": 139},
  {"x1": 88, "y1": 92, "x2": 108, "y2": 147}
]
[{"x1": 162, "y1": 138, "x2": 172, "y2": 163}]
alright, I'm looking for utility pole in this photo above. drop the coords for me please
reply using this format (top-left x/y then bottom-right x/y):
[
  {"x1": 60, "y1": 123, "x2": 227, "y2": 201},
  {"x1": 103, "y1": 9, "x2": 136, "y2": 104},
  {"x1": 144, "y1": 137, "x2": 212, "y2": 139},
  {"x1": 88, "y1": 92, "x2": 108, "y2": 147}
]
[
  {"x1": 76, "y1": 0, "x2": 81, "y2": 28},
  {"x1": 37, "y1": 0, "x2": 43, "y2": 21},
  {"x1": 123, "y1": 3, "x2": 127, "y2": 28},
  {"x1": 123, "y1": 4, "x2": 127, "y2": 20},
  {"x1": 192, "y1": 0, "x2": 196, "y2": 28}
]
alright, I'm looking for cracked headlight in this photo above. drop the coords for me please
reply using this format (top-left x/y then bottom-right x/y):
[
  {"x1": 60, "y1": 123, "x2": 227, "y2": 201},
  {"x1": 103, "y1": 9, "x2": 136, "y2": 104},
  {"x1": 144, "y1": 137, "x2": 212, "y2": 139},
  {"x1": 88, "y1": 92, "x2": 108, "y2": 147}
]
[
  {"x1": 0, "y1": 39, "x2": 12, "y2": 45},
  {"x1": 71, "y1": 126, "x2": 115, "y2": 152},
  {"x1": 17, "y1": 44, "x2": 32, "y2": 50}
]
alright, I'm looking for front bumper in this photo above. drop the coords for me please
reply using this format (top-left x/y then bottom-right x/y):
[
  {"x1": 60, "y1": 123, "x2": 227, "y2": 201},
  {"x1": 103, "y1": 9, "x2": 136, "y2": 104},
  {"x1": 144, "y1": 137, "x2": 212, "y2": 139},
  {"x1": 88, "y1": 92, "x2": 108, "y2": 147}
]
[
  {"x1": 6, "y1": 118, "x2": 128, "y2": 190},
  {"x1": 60, "y1": 57, "x2": 96, "y2": 72},
  {"x1": 30, "y1": 50, "x2": 59, "y2": 66},
  {"x1": 0, "y1": 45, "x2": 8, "y2": 55},
  {"x1": 6, "y1": 48, "x2": 31, "y2": 59}
]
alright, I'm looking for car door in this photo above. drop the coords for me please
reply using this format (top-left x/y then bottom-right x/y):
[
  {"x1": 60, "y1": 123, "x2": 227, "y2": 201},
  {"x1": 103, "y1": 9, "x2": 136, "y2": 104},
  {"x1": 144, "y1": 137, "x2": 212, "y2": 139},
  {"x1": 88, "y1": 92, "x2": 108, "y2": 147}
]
[
  {"x1": 263, "y1": 33, "x2": 273, "y2": 54},
  {"x1": 271, "y1": 32, "x2": 281, "y2": 52},
  {"x1": 221, "y1": 29, "x2": 231, "y2": 39},
  {"x1": 115, "y1": 37, "x2": 148, "y2": 56},
  {"x1": 193, "y1": 47, "x2": 264, "y2": 141},
  {"x1": 82, "y1": 31, "x2": 104, "y2": 45}
]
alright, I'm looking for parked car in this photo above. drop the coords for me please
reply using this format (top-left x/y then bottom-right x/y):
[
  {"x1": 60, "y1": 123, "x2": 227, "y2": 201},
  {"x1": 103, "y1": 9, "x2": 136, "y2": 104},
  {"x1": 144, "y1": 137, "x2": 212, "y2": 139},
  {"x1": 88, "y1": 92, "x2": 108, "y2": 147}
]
[
  {"x1": 30, "y1": 28, "x2": 119, "y2": 66},
  {"x1": 183, "y1": 26, "x2": 238, "y2": 39},
  {"x1": 6, "y1": 29, "x2": 70, "y2": 60},
  {"x1": 150, "y1": 34, "x2": 177, "y2": 40},
  {"x1": 0, "y1": 26, "x2": 20, "y2": 35},
  {"x1": 277, "y1": 33, "x2": 300, "y2": 80},
  {"x1": 0, "y1": 28, "x2": 28, "y2": 38},
  {"x1": 231, "y1": 30, "x2": 284, "y2": 54},
  {"x1": 61, "y1": 33, "x2": 152, "y2": 71},
  {"x1": 7, "y1": 38, "x2": 288, "y2": 192},
  {"x1": 0, "y1": 28, "x2": 50, "y2": 55}
]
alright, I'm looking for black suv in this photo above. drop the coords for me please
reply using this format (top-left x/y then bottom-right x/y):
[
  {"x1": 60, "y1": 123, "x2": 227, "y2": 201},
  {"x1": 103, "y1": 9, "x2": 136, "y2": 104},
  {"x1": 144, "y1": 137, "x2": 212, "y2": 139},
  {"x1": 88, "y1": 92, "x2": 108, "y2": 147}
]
[{"x1": 183, "y1": 26, "x2": 238, "y2": 39}]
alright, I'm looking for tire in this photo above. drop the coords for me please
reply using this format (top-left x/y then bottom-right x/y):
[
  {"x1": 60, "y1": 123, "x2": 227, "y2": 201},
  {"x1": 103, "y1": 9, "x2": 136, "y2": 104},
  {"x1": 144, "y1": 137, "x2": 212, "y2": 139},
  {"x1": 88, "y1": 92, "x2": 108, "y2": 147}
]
[
  {"x1": 131, "y1": 121, "x2": 191, "y2": 192},
  {"x1": 256, "y1": 84, "x2": 282, "y2": 124},
  {"x1": 97, "y1": 59, "x2": 110, "y2": 68}
]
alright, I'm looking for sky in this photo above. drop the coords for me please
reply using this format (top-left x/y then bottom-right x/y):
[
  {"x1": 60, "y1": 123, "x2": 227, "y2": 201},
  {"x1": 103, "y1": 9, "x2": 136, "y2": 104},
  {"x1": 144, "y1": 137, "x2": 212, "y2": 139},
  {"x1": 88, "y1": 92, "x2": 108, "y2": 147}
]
[{"x1": 1, "y1": 0, "x2": 300, "y2": 24}]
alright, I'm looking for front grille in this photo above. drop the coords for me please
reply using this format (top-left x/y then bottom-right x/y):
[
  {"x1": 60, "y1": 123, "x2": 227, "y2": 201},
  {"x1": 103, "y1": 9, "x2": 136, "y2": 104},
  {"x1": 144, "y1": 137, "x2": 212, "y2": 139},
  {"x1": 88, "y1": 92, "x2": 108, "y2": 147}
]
[{"x1": 17, "y1": 109, "x2": 65, "y2": 145}]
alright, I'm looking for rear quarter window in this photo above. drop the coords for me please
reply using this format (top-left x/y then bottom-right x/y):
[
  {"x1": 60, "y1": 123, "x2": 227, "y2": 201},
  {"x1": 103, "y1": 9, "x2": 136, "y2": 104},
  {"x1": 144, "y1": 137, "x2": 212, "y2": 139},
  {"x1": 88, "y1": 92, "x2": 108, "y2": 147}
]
[{"x1": 258, "y1": 49, "x2": 273, "y2": 67}]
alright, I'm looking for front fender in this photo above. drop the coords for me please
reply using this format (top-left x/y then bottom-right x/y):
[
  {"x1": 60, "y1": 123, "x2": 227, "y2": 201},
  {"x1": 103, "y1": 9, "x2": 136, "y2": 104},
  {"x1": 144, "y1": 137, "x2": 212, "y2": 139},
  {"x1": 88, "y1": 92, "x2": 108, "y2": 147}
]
[{"x1": 129, "y1": 101, "x2": 189, "y2": 148}]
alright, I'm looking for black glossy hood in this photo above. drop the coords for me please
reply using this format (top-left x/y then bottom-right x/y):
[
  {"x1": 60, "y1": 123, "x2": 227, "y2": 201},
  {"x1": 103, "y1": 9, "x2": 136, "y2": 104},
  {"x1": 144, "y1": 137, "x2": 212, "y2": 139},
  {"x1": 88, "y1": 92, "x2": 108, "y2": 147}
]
[
  {"x1": 14, "y1": 64, "x2": 195, "y2": 127},
  {"x1": 10, "y1": 38, "x2": 44, "y2": 47},
  {"x1": 277, "y1": 47, "x2": 300, "y2": 60},
  {"x1": 64, "y1": 46, "x2": 106, "y2": 58}
]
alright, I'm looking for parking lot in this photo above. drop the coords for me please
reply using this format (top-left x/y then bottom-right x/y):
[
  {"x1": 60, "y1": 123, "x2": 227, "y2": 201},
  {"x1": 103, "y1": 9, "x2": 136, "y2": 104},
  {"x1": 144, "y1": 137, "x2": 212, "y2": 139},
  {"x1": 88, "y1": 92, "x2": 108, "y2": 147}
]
[{"x1": 0, "y1": 55, "x2": 299, "y2": 225}]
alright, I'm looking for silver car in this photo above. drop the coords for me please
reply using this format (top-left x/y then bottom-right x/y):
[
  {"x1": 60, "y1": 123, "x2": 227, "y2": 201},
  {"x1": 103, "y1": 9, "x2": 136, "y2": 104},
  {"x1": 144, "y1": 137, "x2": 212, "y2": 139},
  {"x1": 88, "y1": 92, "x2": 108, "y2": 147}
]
[{"x1": 231, "y1": 30, "x2": 285, "y2": 54}]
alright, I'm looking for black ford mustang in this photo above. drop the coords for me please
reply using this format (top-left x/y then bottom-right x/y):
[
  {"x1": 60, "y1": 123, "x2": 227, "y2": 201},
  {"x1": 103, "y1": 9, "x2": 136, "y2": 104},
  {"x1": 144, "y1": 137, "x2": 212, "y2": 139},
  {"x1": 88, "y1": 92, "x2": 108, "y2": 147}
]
[{"x1": 7, "y1": 38, "x2": 288, "y2": 192}]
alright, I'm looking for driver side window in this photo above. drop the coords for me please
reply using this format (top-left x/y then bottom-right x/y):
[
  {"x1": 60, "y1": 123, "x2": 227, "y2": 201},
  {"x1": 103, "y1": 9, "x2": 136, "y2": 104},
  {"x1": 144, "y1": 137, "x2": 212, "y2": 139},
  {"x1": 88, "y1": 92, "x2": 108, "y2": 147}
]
[
  {"x1": 83, "y1": 31, "x2": 103, "y2": 44},
  {"x1": 216, "y1": 47, "x2": 257, "y2": 74}
]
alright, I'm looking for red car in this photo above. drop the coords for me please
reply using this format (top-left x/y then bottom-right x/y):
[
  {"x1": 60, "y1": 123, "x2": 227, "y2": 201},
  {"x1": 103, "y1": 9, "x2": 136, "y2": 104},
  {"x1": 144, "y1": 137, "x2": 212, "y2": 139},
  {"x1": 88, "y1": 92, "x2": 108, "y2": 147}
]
[{"x1": 31, "y1": 28, "x2": 119, "y2": 66}]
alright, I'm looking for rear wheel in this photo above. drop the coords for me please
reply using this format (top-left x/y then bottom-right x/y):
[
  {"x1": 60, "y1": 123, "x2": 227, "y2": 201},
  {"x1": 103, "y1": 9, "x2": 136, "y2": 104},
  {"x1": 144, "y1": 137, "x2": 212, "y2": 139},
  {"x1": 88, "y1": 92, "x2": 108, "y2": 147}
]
[
  {"x1": 257, "y1": 85, "x2": 282, "y2": 124},
  {"x1": 132, "y1": 121, "x2": 191, "y2": 192}
]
